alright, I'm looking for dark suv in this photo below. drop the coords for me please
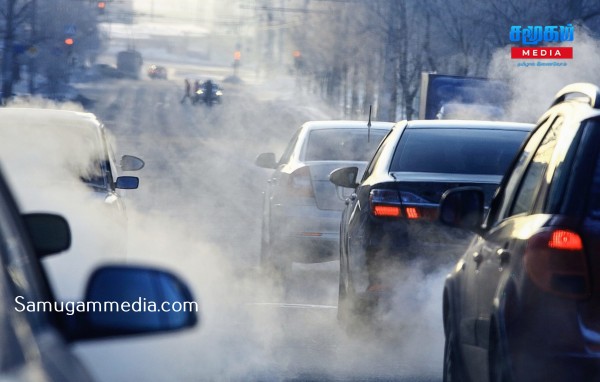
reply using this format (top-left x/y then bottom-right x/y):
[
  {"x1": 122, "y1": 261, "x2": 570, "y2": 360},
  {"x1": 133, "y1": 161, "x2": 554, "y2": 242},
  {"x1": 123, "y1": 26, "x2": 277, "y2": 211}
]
[{"x1": 440, "y1": 83, "x2": 600, "y2": 382}]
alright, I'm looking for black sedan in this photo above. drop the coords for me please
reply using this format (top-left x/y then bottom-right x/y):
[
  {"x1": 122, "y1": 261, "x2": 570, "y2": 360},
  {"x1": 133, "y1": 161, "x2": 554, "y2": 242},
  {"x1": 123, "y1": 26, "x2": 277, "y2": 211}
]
[{"x1": 330, "y1": 120, "x2": 533, "y2": 325}]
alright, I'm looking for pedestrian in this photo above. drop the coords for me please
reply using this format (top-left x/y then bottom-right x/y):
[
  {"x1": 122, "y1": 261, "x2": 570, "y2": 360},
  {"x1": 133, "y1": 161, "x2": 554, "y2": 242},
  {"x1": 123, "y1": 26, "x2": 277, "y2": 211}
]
[{"x1": 180, "y1": 78, "x2": 191, "y2": 104}]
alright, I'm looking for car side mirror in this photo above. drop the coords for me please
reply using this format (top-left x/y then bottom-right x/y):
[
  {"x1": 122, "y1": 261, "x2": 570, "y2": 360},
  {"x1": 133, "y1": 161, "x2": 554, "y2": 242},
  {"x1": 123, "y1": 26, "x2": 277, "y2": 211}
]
[
  {"x1": 329, "y1": 167, "x2": 359, "y2": 189},
  {"x1": 120, "y1": 155, "x2": 145, "y2": 171},
  {"x1": 68, "y1": 265, "x2": 198, "y2": 341},
  {"x1": 116, "y1": 176, "x2": 139, "y2": 189},
  {"x1": 255, "y1": 152, "x2": 277, "y2": 169},
  {"x1": 439, "y1": 187, "x2": 485, "y2": 234},
  {"x1": 22, "y1": 213, "x2": 71, "y2": 258}
]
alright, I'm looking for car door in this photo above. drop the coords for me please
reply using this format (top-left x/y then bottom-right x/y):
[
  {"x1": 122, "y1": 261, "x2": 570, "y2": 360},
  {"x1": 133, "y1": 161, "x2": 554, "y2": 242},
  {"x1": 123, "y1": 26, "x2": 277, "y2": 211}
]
[
  {"x1": 475, "y1": 115, "x2": 563, "y2": 352},
  {"x1": 345, "y1": 134, "x2": 393, "y2": 292},
  {"x1": 263, "y1": 128, "x2": 301, "y2": 242},
  {"x1": 0, "y1": 171, "x2": 93, "y2": 382}
]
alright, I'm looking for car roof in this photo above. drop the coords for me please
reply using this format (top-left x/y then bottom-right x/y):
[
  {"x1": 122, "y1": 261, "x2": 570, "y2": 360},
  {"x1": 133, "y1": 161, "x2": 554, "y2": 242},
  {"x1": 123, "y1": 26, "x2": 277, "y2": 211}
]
[
  {"x1": 0, "y1": 107, "x2": 101, "y2": 128},
  {"x1": 0, "y1": 107, "x2": 98, "y2": 123},
  {"x1": 302, "y1": 120, "x2": 395, "y2": 131},
  {"x1": 402, "y1": 119, "x2": 534, "y2": 131}
]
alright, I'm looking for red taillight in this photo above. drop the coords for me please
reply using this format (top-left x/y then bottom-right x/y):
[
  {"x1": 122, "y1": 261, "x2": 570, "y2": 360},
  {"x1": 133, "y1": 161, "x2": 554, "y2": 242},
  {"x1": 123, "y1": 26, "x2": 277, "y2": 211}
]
[
  {"x1": 524, "y1": 229, "x2": 589, "y2": 299},
  {"x1": 370, "y1": 189, "x2": 401, "y2": 217},
  {"x1": 286, "y1": 166, "x2": 314, "y2": 197},
  {"x1": 405, "y1": 207, "x2": 420, "y2": 219},
  {"x1": 373, "y1": 205, "x2": 401, "y2": 217},
  {"x1": 549, "y1": 229, "x2": 583, "y2": 251}
]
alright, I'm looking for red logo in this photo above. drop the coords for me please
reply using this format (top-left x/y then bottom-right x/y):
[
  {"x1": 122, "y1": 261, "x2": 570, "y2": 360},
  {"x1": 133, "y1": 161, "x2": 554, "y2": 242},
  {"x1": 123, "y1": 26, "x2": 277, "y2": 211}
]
[{"x1": 511, "y1": 47, "x2": 573, "y2": 59}]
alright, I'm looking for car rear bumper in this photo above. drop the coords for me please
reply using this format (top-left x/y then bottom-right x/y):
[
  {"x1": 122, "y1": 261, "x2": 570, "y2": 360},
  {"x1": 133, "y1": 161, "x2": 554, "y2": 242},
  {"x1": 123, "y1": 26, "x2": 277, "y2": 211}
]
[
  {"x1": 511, "y1": 352, "x2": 600, "y2": 381},
  {"x1": 270, "y1": 204, "x2": 341, "y2": 262}
]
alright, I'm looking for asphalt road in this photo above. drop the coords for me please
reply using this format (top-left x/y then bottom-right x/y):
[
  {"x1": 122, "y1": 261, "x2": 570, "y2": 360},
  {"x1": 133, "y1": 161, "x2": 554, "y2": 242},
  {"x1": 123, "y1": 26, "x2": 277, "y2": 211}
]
[{"x1": 71, "y1": 72, "x2": 445, "y2": 382}]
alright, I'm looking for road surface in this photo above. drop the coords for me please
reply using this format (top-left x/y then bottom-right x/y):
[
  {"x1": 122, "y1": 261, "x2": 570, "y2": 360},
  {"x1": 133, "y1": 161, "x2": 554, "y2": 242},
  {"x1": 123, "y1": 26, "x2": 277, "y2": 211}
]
[{"x1": 70, "y1": 71, "x2": 446, "y2": 382}]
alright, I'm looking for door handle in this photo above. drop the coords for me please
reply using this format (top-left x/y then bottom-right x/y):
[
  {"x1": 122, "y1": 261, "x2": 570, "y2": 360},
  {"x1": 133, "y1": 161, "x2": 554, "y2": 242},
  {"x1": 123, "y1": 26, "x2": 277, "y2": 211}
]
[{"x1": 496, "y1": 248, "x2": 510, "y2": 265}]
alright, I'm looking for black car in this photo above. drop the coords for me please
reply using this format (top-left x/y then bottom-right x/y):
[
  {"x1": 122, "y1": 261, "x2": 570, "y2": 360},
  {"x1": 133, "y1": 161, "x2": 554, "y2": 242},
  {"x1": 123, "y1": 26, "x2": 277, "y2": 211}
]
[
  {"x1": 0, "y1": 165, "x2": 197, "y2": 381},
  {"x1": 330, "y1": 120, "x2": 533, "y2": 324},
  {"x1": 439, "y1": 84, "x2": 600, "y2": 382}
]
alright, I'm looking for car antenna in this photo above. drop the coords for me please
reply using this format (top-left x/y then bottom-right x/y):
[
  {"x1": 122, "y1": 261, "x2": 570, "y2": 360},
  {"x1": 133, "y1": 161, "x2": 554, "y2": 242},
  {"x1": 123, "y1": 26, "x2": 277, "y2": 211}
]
[{"x1": 367, "y1": 105, "x2": 372, "y2": 143}]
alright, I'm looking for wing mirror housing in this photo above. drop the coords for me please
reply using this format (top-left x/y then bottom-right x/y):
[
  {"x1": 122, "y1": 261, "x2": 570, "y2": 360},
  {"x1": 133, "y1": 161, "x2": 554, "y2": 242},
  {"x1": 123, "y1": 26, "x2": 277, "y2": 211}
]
[
  {"x1": 67, "y1": 265, "x2": 198, "y2": 341},
  {"x1": 22, "y1": 213, "x2": 71, "y2": 258},
  {"x1": 120, "y1": 155, "x2": 145, "y2": 171},
  {"x1": 255, "y1": 152, "x2": 277, "y2": 169},
  {"x1": 439, "y1": 187, "x2": 485, "y2": 234},
  {"x1": 329, "y1": 167, "x2": 359, "y2": 189}
]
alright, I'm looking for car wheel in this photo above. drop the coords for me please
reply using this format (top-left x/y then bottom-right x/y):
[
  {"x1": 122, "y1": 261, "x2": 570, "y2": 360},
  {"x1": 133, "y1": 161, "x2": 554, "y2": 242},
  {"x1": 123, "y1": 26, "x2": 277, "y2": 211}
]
[
  {"x1": 443, "y1": 316, "x2": 466, "y2": 382},
  {"x1": 260, "y1": 234, "x2": 290, "y2": 282},
  {"x1": 489, "y1": 330, "x2": 512, "y2": 382}
]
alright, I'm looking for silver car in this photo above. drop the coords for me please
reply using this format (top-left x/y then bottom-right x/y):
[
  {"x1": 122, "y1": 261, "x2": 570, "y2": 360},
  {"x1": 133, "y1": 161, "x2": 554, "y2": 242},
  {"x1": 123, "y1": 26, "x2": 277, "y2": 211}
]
[{"x1": 255, "y1": 120, "x2": 394, "y2": 274}]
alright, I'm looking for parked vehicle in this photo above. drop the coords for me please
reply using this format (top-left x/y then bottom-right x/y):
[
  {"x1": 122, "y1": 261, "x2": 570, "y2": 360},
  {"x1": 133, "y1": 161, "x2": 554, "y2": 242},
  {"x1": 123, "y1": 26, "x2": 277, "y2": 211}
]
[
  {"x1": 256, "y1": 120, "x2": 394, "y2": 275},
  {"x1": 330, "y1": 120, "x2": 533, "y2": 325},
  {"x1": 439, "y1": 83, "x2": 600, "y2": 382},
  {"x1": 0, "y1": 164, "x2": 197, "y2": 381}
]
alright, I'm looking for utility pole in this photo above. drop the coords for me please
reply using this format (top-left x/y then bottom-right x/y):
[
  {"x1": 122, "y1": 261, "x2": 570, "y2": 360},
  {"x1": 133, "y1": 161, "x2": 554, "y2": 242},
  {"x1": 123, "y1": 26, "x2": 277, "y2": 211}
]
[
  {"x1": 2, "y1": 0, "x2": 16, "y2": 102},
  {"x1": 28, "y1": 0, "x2": 37, "y2": 94}
]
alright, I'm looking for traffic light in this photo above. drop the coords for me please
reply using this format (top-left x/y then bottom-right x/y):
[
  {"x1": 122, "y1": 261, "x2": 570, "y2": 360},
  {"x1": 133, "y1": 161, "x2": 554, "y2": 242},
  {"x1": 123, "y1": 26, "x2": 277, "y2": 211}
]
[
  {"x1": 233, "y1": 50, "x2": 241, "y2": 61},
  {"x1": 293, "y1": 50, "x2": 303, "y2": 69},
  {"x1": 97, "y1": 1, "x2": 106, "y2": 14},
  {"x1": 64, "y1": 38, "x2": 74, "y2": 46}
]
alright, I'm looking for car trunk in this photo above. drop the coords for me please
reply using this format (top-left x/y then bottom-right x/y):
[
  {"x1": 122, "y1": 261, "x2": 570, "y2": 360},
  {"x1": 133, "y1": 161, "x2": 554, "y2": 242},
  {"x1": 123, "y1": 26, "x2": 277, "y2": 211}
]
[{"x1": 388, "y1": 172, "x2": 502, "y2": 205}]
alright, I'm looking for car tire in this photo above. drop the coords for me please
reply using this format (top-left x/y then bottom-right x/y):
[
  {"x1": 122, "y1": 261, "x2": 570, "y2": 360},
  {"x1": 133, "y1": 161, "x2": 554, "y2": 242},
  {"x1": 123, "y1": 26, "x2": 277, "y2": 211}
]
[
  {"x1": 260, "y1": 234, "x2": 290, "y2": 282},
  {"x1": 337, "y1": 254, "x2": 369, "y2": 335},
  {"x1": 443, "y1": 314, "x2": 467, "y2": 382}
]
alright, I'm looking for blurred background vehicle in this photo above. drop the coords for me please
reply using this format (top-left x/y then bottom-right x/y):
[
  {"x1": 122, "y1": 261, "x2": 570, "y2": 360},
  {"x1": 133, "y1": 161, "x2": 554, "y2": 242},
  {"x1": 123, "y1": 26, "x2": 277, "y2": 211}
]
[
  {"x1": 0, "y1": 108, "x2": 144, "y2": 301},
  {"x1": 0, "y1": 165, "x2": 197, "y2": 382},
  {"x1": 255, "y1": 120, "x2": 394, "y2": 276},
  {"x1": 331, "y1": 120, "x2": 533, "y2": 326},
  {"x1": 116, "y1": 49, "x2": 143, "y2": 79},
  {"x1": 147, "y1": 65, "x2": 167, "y2": 80},
  {"x1": 193, "y1": 80, "x2": 222, "y2": 106},
  {"x1": 440, "y1": 83, "x2": 600, "y2": 382}
]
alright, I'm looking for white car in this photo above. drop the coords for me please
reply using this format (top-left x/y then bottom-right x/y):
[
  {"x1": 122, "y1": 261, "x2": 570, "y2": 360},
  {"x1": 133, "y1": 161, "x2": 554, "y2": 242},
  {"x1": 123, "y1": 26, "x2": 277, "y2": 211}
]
[
  {"x1": 0, "y1": 107, "x2": 144, "y2": 299},
  {"x1": 255, "y1": 120, "x2": 394, "y2": 275}
]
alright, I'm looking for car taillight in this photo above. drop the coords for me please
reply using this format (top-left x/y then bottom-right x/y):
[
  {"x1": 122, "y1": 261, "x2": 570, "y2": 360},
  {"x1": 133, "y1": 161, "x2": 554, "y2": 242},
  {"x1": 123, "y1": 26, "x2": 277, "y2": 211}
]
[
  {"x1": 373, "y1": 205, "x2": 402, "y2": 217},
  {"x1": 369, "y1": 189, "x2": 437, "y2": 220},
  {"x1": 524, "y1": 229, "x2": 590, "y2": 299},
  {"x1": 405, "y1": 207, "x2": 420, "y2": 219},
  {"x1": 286, "y1": 166, "x2": 314, "y2": 197},
  {"x1": 370, "y1": 189, "x2": 402, "y2": 217}
]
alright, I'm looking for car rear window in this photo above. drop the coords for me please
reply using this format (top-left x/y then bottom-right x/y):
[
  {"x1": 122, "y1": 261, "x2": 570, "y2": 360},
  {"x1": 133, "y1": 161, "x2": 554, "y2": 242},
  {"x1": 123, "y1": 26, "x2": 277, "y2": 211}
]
[
  {"x1": 390, "y1": 128, "x2": 528, "y2": 175},
  {"x1": 304, "y1": 128, "x2": 388, "y2": 161}
]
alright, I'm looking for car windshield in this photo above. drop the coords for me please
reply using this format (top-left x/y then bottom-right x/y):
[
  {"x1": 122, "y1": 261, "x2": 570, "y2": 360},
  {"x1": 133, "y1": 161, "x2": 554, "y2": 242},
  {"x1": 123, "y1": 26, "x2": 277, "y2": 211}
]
[
  {"x1": 303, "y1": 128, "x2": 388, "y2": 162},
  {"x1": 390, "y1": 128, "x2": 528, "y2": 175}
]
